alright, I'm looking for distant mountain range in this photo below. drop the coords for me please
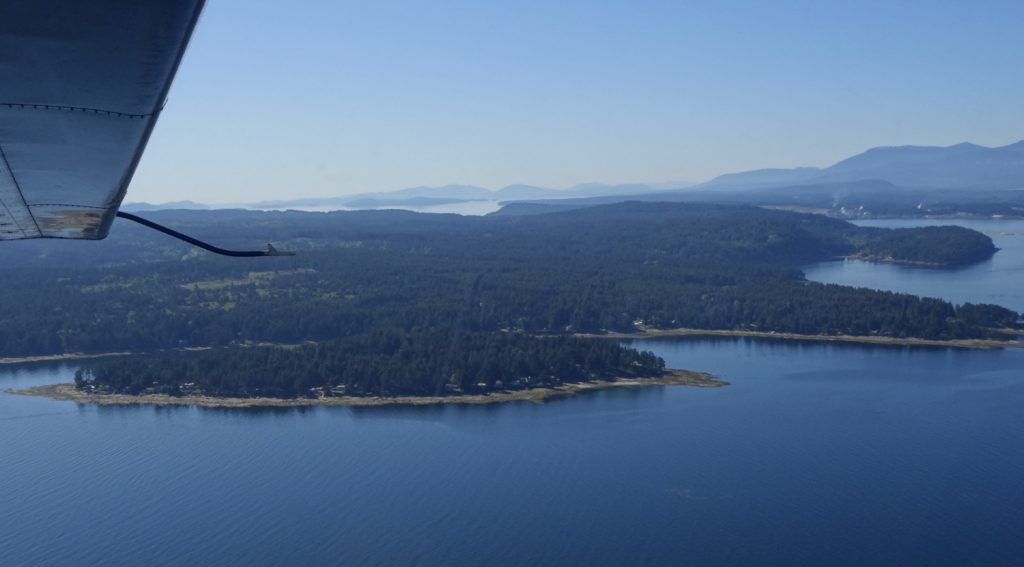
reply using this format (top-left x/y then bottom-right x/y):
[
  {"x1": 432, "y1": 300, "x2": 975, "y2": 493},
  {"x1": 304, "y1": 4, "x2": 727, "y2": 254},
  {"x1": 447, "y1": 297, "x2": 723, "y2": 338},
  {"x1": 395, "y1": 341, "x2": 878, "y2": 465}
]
[
  {"x1": 122, "y1": 140, "x2": 1024, "y2": 212},
  {"x1": 702, "y1": 140, "x2": 1024, "y2": 190},
  {"x1": 123, "y1": 183, "x2": 690, "y2": 211},
  {"x1": 241, "y1": 182, "x2": 680, "y2": 210}
]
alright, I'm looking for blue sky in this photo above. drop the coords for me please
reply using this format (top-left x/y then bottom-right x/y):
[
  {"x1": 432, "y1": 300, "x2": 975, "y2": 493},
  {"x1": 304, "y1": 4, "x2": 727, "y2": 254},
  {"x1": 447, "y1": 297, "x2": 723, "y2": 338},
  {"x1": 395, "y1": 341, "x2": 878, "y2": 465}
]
[{"x1": 131, "y1": 0, "x2": 1024, "y2": 203}]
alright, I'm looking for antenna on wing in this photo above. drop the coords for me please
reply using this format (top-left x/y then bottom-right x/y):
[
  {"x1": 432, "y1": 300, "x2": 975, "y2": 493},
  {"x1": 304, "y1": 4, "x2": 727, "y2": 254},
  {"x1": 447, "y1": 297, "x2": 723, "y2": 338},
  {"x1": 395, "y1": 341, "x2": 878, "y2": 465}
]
[{"x1": 115, "y1": 211, "x2": 295, "y2": 257}]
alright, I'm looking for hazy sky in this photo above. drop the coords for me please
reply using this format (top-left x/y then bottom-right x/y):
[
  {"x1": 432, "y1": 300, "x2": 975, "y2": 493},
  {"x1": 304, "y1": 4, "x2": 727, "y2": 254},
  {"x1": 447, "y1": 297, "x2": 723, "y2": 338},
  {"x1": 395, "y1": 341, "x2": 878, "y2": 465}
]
[{"x1": 130, "y1": 0, "x2": 1024, "y2": 203}]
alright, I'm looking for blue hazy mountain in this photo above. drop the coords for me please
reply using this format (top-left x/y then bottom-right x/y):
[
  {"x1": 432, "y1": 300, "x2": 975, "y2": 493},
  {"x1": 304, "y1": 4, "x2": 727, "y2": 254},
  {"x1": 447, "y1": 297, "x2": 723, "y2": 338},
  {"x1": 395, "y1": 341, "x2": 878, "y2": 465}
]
[
  {"x1": 703, "y1": 140, "x2": 1024, "y2": 190},
  {"x1": 251, "y1": 184, "x2": 494, "y2": 209},
  {"x1": 698, "y1": 167, "x2": 824, "y2": 190},
  {"x1": 129, "y1": 140, "x2": 1024, "y2": 213},
  {"x1": 818, "y1": 141, "x2": 1024, "y2": 188},
  {"x1": 244, "y1": 182, "x2": 677, "y2": 210}
]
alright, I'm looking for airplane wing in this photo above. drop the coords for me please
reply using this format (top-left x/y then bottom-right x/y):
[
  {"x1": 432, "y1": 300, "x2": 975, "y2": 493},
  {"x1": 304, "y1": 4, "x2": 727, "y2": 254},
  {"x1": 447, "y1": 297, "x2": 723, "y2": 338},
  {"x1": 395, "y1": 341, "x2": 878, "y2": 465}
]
[{"x1": 0, "y1": 0, "x2": 206, "y2": 240}]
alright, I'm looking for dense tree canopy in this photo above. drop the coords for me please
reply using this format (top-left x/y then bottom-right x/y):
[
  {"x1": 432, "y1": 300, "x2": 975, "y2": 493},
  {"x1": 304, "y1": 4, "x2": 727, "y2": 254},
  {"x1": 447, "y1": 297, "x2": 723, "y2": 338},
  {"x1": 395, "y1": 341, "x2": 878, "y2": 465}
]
[
  {"x1": 76, "y1": 332, "x2": 666, "y2": 398},
  {"x1": 0, "y1": 202, "x2": 1016, "y2": 398}
]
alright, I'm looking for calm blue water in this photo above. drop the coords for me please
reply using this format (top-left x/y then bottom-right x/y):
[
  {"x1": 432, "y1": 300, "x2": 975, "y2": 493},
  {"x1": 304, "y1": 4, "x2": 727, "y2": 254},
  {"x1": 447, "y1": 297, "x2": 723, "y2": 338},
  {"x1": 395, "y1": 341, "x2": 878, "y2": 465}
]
[
  {"x1": 3, "y1": 219, "x2": 1023, "y2": 566},
  {"x1": 805, "y1": 219, "x2": 1024, "y2": 312}
]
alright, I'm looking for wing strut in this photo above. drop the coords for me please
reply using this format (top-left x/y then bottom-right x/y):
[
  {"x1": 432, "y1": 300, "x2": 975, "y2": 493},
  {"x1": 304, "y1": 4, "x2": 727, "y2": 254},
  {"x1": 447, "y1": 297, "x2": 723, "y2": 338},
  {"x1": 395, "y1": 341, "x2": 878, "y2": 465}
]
[{"x1": 115, "y1": 211, "x2": 295, "y2": 257}]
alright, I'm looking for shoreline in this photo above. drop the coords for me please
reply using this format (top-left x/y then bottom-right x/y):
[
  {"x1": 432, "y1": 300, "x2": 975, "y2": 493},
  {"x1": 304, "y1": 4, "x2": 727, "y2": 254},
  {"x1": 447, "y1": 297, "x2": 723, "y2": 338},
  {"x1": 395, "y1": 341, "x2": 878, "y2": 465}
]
[
  {"x1": 764, "y1": 207, "x2": 1024, "y2": 222},
  {"x1": 7, "y1": 369, "x2": 726, "y2": 408},
  {"x1": 841, "y1": 253, "x2": 982, "y2": 268},
  {"x1": 0, "y1": 344, "x2": 275, "y2": 366},
  {"x1": 5, "y1": 324, "x2": 1020, "y2": 368},
  {"x1": 581, "y1": 328, "x2": 1024, "y2": 350},
  {"x1": 0, "y1": 351, "x2": 133, "y2": 365}
]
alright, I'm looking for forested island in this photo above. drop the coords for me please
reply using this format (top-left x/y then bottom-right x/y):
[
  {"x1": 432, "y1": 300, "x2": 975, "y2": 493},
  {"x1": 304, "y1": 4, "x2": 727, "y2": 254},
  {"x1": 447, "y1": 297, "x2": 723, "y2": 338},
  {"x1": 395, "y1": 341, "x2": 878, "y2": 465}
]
[
  {"x1": 1, "y1": 202, "x2": 1019, "y2": 401},
  {"x1": 65, "y1": 333, "x2": 720, "y2": 403}
]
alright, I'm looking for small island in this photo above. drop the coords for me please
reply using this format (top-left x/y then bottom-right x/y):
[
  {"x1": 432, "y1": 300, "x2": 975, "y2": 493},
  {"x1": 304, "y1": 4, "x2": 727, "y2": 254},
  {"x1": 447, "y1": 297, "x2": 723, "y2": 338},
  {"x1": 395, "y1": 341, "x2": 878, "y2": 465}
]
[
  {"x1": 13, "y1": 369, "x2": 723, "y2": 408},
  {"x1": 12, "y1": 333, "x2": 725, "y2": 408}
]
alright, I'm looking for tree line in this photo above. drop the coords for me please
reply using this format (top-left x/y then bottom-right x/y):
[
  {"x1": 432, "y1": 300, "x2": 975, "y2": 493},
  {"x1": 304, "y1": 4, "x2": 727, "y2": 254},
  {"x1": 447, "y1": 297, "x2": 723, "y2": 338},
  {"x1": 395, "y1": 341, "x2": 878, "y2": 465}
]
[{"x1": 76, "y1": 331, "x2": 666, "y2": 398}]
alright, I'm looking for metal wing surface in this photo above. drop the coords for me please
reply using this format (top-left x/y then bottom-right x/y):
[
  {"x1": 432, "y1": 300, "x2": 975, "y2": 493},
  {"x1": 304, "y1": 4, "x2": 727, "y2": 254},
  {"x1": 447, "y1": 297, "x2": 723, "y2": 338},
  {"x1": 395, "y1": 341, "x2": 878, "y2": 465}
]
[{"x1": 0, "y1": 0, "x2": 205, "y2": 240}]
